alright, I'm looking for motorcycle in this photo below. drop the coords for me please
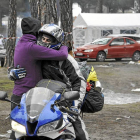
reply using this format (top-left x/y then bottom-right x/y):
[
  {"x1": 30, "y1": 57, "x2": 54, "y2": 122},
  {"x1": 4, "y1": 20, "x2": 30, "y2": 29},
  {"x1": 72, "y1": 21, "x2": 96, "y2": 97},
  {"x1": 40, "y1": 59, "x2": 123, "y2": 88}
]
[{"x1": 0, "y1": 79, "x2": 80, "y2": 140}]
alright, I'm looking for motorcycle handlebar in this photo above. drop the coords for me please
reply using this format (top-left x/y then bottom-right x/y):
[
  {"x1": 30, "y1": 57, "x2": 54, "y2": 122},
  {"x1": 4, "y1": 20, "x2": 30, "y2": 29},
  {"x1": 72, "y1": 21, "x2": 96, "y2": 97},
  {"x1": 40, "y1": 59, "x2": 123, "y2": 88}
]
[{"x1": 59, "y1": 106, "x2": 79, "y2": 116}]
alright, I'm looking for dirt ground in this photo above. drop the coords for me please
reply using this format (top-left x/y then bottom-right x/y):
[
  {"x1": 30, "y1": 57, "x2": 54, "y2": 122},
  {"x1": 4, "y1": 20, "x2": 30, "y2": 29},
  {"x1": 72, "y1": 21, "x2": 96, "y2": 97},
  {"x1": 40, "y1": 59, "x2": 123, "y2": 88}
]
[{"x1": 0, "y1": 59, "x2": 140, "y2": 140}]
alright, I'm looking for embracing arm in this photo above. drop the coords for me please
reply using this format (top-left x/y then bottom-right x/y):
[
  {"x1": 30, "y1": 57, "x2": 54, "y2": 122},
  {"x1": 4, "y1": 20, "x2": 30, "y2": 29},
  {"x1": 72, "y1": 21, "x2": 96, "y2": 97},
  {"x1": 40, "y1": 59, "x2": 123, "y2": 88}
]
[{"x1": 30, "y1": 44, "x2": 68, "y2": 61}]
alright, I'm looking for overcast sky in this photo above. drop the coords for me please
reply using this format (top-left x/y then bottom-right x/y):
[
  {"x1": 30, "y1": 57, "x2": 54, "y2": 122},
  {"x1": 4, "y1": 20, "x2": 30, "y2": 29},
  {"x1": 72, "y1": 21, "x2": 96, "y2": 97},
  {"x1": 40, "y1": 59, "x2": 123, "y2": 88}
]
[{"x1": 73, "y1": 3, "x2": 81, "y2": 17}]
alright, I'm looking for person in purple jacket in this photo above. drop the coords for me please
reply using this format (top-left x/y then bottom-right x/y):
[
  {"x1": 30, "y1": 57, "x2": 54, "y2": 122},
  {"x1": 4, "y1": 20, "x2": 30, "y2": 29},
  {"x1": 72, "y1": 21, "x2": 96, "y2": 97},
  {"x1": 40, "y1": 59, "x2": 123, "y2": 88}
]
[{"x1": 9, "y1": 17, "x2": 68, "y2": 140}]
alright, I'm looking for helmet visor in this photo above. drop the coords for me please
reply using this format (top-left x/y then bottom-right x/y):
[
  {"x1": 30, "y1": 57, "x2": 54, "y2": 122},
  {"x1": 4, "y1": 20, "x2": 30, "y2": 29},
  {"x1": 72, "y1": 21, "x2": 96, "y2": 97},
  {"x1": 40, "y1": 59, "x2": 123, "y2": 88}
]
[
  {"x1": 37, "y1": 33, "x2": 61, "y2": 49},
  {"x1": 42, "y1": 34, "x2": 55, "y2": 43}
]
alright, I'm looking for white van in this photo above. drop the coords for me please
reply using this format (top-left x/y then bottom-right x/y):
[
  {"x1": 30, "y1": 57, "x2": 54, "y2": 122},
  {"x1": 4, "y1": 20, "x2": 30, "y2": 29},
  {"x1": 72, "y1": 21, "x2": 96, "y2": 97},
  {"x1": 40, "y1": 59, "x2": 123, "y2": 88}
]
[{"x1": 108, "y1": 34, "x2": 140, "y2": 43}]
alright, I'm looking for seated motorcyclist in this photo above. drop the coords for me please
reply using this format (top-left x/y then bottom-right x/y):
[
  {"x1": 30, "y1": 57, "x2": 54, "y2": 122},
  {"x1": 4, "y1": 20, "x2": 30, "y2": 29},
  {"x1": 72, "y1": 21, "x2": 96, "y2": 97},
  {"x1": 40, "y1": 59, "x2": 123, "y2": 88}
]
[
  {"x1": 9, "y1": 24, "x2": 89, "y2": 140},
  {"x1": 38, "y1": 24, "x2": 89, "y2": 140},
  {"x1": 37, "y1": 24, "x2": 85, "y2": 106}
]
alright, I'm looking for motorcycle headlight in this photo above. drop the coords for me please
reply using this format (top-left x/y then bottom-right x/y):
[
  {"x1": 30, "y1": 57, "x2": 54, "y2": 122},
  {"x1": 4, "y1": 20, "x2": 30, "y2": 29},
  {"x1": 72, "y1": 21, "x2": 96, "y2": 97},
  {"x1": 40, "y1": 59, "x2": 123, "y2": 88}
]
[
  {"x1": 84, "y1": 49, "x2": 93, "y2": 52},
  {"x1": 38, "y1": 120, "x2": 59, "y2": 134},
  {"x1": 11, "y1": 120, "x2": 26, "y2": 135}
]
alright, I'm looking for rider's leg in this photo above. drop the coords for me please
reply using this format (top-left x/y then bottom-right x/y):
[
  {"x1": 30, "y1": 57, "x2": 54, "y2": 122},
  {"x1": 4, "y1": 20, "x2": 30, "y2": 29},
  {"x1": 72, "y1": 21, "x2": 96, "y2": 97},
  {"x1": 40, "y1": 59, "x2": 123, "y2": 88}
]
[
  {"x1": 72, "y1": 116, "x2": 89, "y2": 140},
  {"x1": 71, "y1": 101, "x2": 89, "y2": 140}
]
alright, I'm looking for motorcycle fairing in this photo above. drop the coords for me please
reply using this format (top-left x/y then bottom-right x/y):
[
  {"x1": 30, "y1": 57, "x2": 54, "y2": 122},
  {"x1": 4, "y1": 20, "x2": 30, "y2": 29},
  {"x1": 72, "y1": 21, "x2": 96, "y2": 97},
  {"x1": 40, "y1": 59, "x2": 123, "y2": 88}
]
[
  {"x1": 37, "y1": 110, "x2": 76, "y2": 139},
  {"x1": 36, "y1": 93, "x2": 63, "y2": 129},
  {"x1": 34, "y1": 93, "x2": 76, "y2": 139},
  {"x1": 10, "y1": 94, "x2": 27, "y2": 127},
  {"x1": 11, "y1": 87, "x2": 75, "y2": 139},
  {"x1": 37, "y1": 115, "x2": 76, "y2": 139}
]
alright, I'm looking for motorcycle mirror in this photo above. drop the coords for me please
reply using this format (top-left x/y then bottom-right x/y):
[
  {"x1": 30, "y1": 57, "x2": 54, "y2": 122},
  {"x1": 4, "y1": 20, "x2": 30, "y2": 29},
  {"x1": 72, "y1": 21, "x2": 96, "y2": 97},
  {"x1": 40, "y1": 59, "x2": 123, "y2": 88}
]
[
  {"x1": 0, "y1": 91, "x2": 8, "y2": 100},
  {"x1": 63, "y1": 91, "x2": 80, "y2": 101},
  {"x1": 0, "y1": 91, "x2": 20, "y2": 108}
]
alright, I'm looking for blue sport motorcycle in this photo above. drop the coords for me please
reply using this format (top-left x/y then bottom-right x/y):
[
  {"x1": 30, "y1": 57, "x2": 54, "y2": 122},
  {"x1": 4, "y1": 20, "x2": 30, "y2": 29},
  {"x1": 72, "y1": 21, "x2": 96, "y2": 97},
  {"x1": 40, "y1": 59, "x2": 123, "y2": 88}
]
[{"x1": 0, "y1": 79, "x2": 80, "y2": 140}]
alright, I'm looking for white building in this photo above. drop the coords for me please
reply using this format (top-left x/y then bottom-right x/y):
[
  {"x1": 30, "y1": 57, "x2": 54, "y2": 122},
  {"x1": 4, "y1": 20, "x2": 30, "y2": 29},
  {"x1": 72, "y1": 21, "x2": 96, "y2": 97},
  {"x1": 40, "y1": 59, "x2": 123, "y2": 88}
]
[{"x1": 73, "y1": 13, "x2": 140, "y2": 47}]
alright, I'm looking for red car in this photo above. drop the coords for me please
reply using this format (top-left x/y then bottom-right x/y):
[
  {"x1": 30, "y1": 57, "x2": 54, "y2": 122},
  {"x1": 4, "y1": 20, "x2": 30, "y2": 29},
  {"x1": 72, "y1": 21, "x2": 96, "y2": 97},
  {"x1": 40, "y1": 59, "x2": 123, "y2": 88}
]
[{"x1": 74, "y1": 37, "x2": 140, "y2": 62}]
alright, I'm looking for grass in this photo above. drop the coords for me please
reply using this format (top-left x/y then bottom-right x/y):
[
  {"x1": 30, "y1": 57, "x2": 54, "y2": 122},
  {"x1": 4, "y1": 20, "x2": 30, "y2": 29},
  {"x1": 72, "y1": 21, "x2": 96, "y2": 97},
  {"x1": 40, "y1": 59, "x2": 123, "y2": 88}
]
[
  {"x1": 0, "y1": 79, "x2": 14, "y2": 89},
  {"x1": 127, "y1": 103, "x2": 140, "y2": 113},
  {"x1": 0, "y1": 68, "x2": 14, "y2": 97},
  {"x1": 103, "y1": 103, "x2": 140, "y2": 114}
]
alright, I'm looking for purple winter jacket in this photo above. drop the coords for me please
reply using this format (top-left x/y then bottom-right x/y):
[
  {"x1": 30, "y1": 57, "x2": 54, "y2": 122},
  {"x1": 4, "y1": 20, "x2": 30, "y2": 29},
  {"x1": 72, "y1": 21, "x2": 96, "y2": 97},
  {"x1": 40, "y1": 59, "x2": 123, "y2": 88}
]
[{"x1": 13, "y1": 34, "x2": 68, "y2": 96}]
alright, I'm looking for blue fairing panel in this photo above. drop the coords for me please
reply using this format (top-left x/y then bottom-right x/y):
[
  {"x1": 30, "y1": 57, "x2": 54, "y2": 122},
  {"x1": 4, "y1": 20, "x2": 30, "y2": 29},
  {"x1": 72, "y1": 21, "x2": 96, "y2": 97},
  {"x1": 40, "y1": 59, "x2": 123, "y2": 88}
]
[
  {"x1": 10, "y1": 104, "x2": 27, "y2": 126},
  {"x1": 37, "y1": 93, "x2": 62, "y2": 128}
]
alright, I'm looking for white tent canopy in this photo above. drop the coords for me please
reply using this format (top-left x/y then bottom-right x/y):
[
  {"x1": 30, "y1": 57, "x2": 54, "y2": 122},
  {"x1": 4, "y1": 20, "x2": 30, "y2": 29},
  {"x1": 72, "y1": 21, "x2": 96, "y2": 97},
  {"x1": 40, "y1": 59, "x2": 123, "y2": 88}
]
[{"x1": 73, "y1": 13, "x2": 140, "y2": 47}]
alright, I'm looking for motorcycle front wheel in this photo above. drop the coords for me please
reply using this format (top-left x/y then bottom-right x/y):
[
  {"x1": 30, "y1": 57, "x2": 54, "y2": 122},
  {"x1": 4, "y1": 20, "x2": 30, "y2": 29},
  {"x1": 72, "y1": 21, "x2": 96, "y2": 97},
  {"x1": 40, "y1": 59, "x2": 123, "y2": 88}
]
[{"x1": 19, "y1": 136, "x2": 75, "y2": 140}]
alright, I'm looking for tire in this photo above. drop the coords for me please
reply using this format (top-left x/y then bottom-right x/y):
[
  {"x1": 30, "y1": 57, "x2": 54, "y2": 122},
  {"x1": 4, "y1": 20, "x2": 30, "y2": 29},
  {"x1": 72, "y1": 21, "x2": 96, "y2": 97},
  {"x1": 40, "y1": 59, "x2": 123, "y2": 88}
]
[
  {"x1": 1, "y1": 58, "x2": 4, "y2": 67},
  {"x1": 79, "y1": 58, "x2": 87, "y2": 62},
  {"x1": 96, "y1": 52, "x2": 106, "y2": 62},
  {"x1": 115, "y1": 58, "x2": 122, "y2": 61},
  {"x1": 132, "y1": 51, "x2": 140, "y2": 61}
]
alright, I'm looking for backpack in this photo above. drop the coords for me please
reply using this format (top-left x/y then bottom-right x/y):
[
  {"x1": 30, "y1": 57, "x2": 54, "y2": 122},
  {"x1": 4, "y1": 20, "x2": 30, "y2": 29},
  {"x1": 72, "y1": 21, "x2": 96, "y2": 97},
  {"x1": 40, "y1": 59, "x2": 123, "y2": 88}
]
[
  {"x1": 81, "y1": 88, "x2": 104, "y2": 113},
  {"x1": 78, "y1": 61, "x2": 104, "y2": 113}
]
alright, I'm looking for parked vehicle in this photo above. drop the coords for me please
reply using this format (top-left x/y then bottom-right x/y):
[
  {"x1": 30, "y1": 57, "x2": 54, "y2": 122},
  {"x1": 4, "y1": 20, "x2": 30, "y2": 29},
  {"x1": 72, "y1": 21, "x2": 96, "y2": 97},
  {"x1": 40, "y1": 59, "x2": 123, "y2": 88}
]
[
  {"x1": 0, "y1": 34, "x2": 6, "y2": 67},
  {"x1": 0, "y1": 79, "x2": 80, "y2": 140},
  {"x1": 74, "y1": 36, "x2": 140, "y2": 62},
  {"x1": 0, "y1": 45, "x2": 6, "y2": 67}
]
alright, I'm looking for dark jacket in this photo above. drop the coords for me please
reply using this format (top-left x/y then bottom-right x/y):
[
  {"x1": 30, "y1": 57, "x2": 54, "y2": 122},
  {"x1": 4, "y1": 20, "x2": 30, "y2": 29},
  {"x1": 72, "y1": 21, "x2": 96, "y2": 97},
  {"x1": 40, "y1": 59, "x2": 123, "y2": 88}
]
[
  {"x1": 42, "y1": 54, "x2": 86, "y2": 105},
  {"x1": 13, "y1": 17, "x2": 68, "y2": 96}
]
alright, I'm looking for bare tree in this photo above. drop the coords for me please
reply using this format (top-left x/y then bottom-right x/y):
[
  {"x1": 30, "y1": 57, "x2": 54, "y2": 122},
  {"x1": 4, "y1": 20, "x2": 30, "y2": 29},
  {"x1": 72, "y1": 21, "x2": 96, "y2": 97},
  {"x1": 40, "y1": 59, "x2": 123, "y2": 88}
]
[
  {"x1": 36, "y1": 0, "x2": 73, "y2": 55},
  {"x1": 73, "y1": 0, "x2": 98, "y2": 13},
  {"x1": 0, "y1": 6, "x2": 2, "y2": 27},
  {"x1": 60, "y1": 0, "x2": 73, "y2": 55},
  {"x1": 97, "y1": 0, "x2": 103, "y2": 13},
  {"x1": 40, "y1": 0, "x2": 58, "y2": 25},
  {"x1": 29, "y1": 0, "x2": 38, "y2": 18},
  {"x1": 5, "y1": 0, "x2": 17, "y2": 67},
  {"x1": 138, "y1": 0, "x2": 140, "y2": 12},
  {"x1": 37, "y1": 0, "x2": 41, "y2": 21},
  {"x1": 134, "y1": 0, "x2": 139, "y2": 13}
]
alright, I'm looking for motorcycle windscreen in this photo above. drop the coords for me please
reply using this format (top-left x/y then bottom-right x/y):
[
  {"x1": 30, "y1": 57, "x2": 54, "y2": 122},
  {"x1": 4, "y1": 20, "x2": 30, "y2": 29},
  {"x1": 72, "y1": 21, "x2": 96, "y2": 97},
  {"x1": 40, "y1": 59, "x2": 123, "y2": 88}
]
[{"x1": 26, "y1": 87, "x2": 55, "y2": 118}]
